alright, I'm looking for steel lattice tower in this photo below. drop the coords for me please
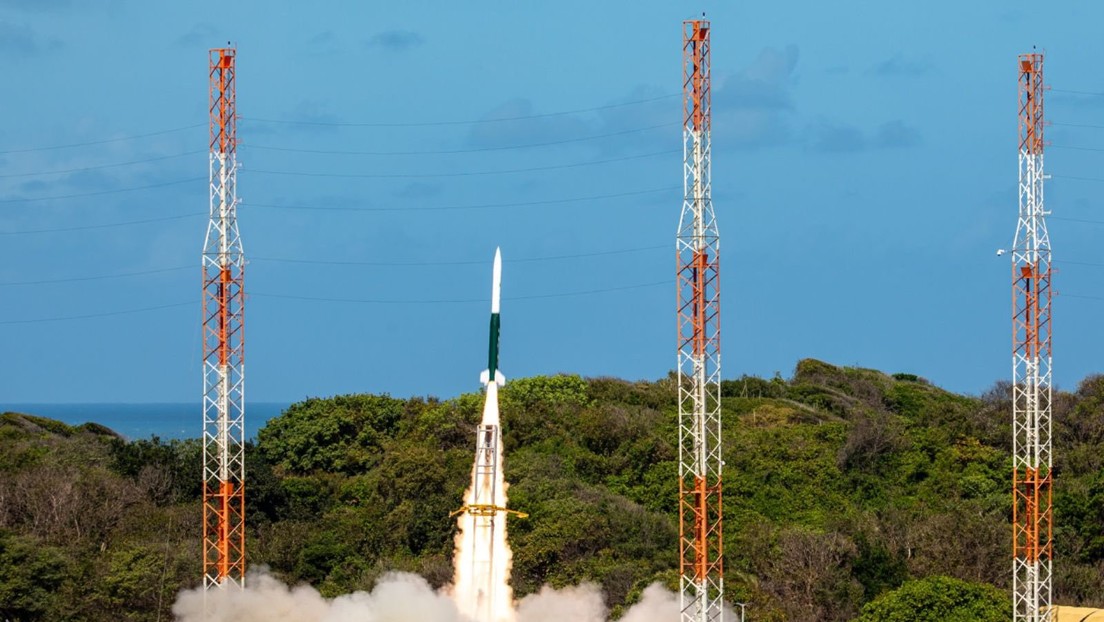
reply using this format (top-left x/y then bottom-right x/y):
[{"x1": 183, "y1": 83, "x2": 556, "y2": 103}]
[
  {"x1": 202, "y1": 47, "x2": 246, "y2": 590},
  {"x1": 677, "y1": 18, "x2": 723, "y2": 622},
  {"x1": 1012, "y1": 52, "x2": 1053, "y2": 622}
]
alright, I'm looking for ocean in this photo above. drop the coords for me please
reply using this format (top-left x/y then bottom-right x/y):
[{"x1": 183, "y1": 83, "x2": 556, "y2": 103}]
[{"x1": 1, "y1": 402, "x2": 290, "y2": 441}]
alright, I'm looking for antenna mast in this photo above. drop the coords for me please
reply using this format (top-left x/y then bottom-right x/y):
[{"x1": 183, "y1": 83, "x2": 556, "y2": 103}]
[
  {"x1": 1012, "y1": 51, "x2": 1052, "y2": 622},
  {"x1": 203, "y1": 46, "x2": 246, "y2": 590},
  {"x1": 677, "y1": 18, "x2": 724, "y2": 622}
]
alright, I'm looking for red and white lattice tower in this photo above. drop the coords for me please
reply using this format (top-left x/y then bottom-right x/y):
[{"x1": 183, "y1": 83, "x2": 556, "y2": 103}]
[
  {"x1": 202, "y1": 46, "x2": 246, "y2": 590},
  {"x1": 1012, "y1": 52, "x2": 1052, "y2": 622},
  {"x1": 677, "y1": 18, "x2": 723, "y2": 622}
]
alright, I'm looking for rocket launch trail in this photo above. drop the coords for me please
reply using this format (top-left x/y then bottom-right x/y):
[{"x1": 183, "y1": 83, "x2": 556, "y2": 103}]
[{"x1": 452, "y1": 248, "x2": 524, "y2": 622}]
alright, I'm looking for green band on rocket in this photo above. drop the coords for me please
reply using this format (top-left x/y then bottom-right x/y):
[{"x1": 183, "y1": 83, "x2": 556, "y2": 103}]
[{"x1": 488, "y1": 313, "x2": 500, "y2": 378}]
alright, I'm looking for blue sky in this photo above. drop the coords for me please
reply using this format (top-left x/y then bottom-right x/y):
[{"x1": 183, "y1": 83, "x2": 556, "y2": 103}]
[{"x1": 2, "y1": 1, "x2": 1104, "y2": 403}]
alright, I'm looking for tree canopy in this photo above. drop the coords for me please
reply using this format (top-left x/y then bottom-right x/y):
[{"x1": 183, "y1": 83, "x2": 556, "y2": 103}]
[
  {"x1": 853, "y1": 576, "x2": 1008, "y2": 622},
  {"x1": 1, "y1": 361, "x2": 1103, "y2": 620}
]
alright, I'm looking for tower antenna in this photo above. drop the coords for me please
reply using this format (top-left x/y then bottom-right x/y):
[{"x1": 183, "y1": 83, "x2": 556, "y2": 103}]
[
  {"x1": 1012, "y1": 51, "x2": 1053, "y2": 622},
  {"x1": 677, "y1": 18, "x2": 724, "y2": 622},
  {"x1": 203, "y1": 46, "x2": 246, "y2": 590}
]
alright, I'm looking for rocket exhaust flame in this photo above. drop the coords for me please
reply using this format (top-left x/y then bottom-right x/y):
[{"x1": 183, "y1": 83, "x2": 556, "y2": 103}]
[
  {"x1": 452, "y1": 383, "x2": 519, "y2": 622},
  {"x1": 452, "y1": 247, "x2": 520, "y2": 622}
]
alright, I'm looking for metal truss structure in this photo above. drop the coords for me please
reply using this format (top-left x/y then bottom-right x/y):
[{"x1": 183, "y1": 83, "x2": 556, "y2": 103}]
[
  {"x1": 677, "y1": 18, "x2": 724, "y2": 622},
  {"x1": 1012, "y1": 52, "x2": 1053, "y2": 622},
  {"x1": 202, "y1": 47, "x2": 246, "y2": 590},
  {"x1": 451, "y1": 422, "x2": 526, "y2": 521}
]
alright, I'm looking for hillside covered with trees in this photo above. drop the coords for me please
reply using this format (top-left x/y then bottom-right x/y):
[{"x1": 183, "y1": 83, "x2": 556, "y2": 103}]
[{"x1": 1, "y1": 358, "x2": 1103, "y2": 621}]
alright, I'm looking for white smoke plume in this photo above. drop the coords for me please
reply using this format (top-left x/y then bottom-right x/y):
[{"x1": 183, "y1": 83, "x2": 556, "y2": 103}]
[
  {"x1": 619, "y1": 584, "x2": 681, "y2": 622},
  {"x1": 516, "y1": 583, "x2": 606, "y2": 622},
  {"x1": 172, "y1": 570, "x2": 684, "y2": 622},
  {"x1": 172, "y1": 570, "x2": 464, "y2": 622}
]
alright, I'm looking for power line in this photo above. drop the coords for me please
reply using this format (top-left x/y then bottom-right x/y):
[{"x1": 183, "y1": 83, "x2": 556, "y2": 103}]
[
  {"x1": 246, "y1": 123, "x2": 676, "y2": 156},
  {"x1": 1050, "y1": 88, "x2": 1104, "y2": 97},
  {"x1": 510, "y1": 280, "x2": 668, "y2": 300},
  {"x1": 0, "y1": 186, "x2": 657, "y2": 232},
  {"x1": 0, "y1": 124, "x2": 204, "y2": 155},
  {"x1": 0, "y1": 301, "x2": 194, "y2": 325},
  {"x1": 241, "y1": 93, "x2": 678, "y2": 128},
  {"x1": 0, "y1": 245, "x2": 666, "y2": 286},
  {"x1": 249, "y1": 149, "x2": 676, "y2": 180},
  {"x1": 509, "y1": 245, "x2": 666, "y2": 262},
  {"x1": 1049, "y1": 174, "x2": 1104, "y2": 184},
  {"x1": 0, "y1": 177, "x2": 204, "y2": 205},
  {"x1": 1050, "y1": 144, "x2": 1104, "y2": 153},
  {"x1": 1055, "y1": 259, "x2": 1104, "y2": 268},
  {"x1": 251, "y1": 245, "x2": 667, "y2": 267},
  {"x1": 0, "y1": 266, "x2": 192, "y2": 286},
  {"x1": 1050, "y1": 215, "x2": 1104, "y2": 225},
  {"x1": 248, "y1": 186, "x2": 673, "y2": 212},
  {"x1": 0, "y1": 279, "x2": 667, "y2": 324},
  {"x1": 3, "y1": 281, "x2": 671, "y2": 324},
  {"x1": 0, "y1": 93, "x2": 673, "y2": 154},
  {"x1": 251, "y1": 280, "x2": 667, "y2": 305},
  {"x1": 1051, "y1": 121, "x2": 1104, "y2": 130},
  {"x1": 1061, "y1": 293, "x2": 1104, "y2": 302},
  {"x1": 0, "y1": 150, "x2": 205, "y2": 179},
  {"x1": 0, "y1": 212, "x2": 204, "y2": 235}
]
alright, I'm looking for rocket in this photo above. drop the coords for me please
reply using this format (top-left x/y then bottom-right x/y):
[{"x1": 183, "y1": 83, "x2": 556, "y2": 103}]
[
  {"x1": 451, "y1": 247, "x2": 524, "y2": 622},
  {"x1": 479, "y1": 247, "x2": 506, "y2": 388}
]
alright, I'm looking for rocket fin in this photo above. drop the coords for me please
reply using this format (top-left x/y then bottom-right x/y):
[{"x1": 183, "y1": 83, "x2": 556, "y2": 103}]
[{"x1": 480, "y1": 370, "x2": 506, "y2": 387}]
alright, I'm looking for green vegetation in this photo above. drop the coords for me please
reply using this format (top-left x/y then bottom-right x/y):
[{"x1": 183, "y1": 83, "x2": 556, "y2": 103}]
[
  {"x1": 1, "y1": 359, "x2": 1103, "y2": 621},
  {"x1": 853, "y1": 576, "x2": 1008, "y2": 621}
]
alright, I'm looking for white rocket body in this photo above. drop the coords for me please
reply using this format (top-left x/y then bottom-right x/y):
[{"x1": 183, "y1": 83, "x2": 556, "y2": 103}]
[{"x1": 480, "y1": 248, "x2": 505, "y2": 387}]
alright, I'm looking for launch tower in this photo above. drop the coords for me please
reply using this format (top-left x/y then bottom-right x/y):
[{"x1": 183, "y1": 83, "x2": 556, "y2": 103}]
[
  {"x1": 202, "y1": 46, "x2": 246, "y2": 589},
  {"x1": 677, "y1": 18, "x2": 724, "y2": 622},
  {"x1": 1012, "y1": 52, "x2": 1053, "y2": 622}
]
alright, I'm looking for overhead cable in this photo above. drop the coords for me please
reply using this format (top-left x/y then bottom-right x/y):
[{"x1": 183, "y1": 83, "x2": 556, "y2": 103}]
[
  {"x1": 248, "y1": 186, "x2": 674, "y2": 212},
  {"x1": 0, "y1": 150, "x2": 205, "y2": 179},
  {"x1": 241, "y1": 93, "x2": 678, "y2": 128},
  {"x1": 251, "y1": 280, "x2": 668, "y2": 305},
  {"x1": 0, "y1": 177, "x2": 203, "y2": 205},
  {"x1": 0, "y1": 123, "x2": 204, "y2": 155},
  {"x1": 247, "y1": 123, "x2": 676, "y2": 156},
  {"x1": 248, "y1": 150, "x2": 676, "y2": 180},
  {"x1": 0, "y1": 213, "x2": 204, "y2": 235},
  {"x1": 251, "y1": 245, "x2": 667, "y2": 267}
]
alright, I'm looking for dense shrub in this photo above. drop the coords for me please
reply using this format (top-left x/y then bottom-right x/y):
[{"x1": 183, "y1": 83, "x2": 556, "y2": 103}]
[{"x1": 2, "y1": 363, "x2": 1104, "y2": 620}]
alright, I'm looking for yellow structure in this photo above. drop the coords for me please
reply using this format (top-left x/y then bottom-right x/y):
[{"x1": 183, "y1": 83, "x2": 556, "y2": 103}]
[{"x1": 1053, "y1": 606, "x2": 1104, "y2": 621}]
